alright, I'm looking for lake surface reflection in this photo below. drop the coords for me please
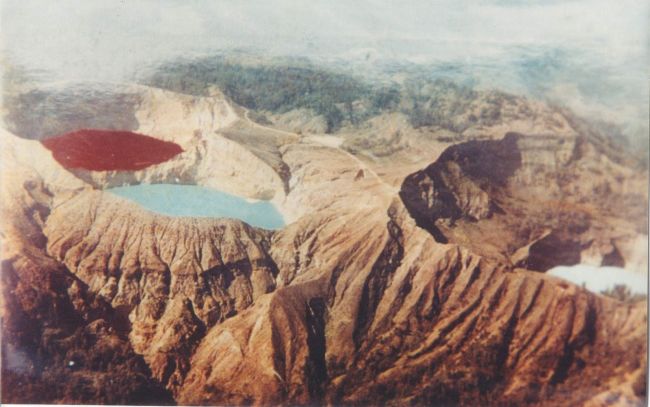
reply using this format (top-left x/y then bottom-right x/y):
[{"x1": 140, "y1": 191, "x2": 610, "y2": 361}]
[{"x1": 108, "y1": 184, "x2": 285, "y2": 230}]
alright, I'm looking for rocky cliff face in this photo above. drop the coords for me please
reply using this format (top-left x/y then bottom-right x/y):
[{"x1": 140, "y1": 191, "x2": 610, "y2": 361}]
[
  {"x1": 43, "y1": 191, "x2": 278, "y2": 393},
  {"x1": 1, "y1": 84, "x2": 647, "y2": 406},
  {"x1": 0, "y1": 135, "x2": 173, "y2": 404},
  {"x1": 400, "y1": 132, "x2": 648, "y2": 272}
]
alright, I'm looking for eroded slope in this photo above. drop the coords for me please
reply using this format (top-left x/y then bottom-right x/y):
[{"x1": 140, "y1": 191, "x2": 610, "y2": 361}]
[
  {"x1": 400, "y1": 132, "x2": 648, "y2": 272},
  {"x1": 1, "y1": 83, "x2": 647, "y2": 406}
]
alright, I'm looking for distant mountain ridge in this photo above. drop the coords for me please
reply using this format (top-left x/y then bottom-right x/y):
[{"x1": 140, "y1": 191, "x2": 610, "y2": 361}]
[{"x1": 1, "y1": 78, "x2": 647, "y2": 405}]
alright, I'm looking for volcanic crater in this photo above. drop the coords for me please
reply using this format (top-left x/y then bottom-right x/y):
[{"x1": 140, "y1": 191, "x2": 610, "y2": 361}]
[{"x1": 1, "y1": 80, "x2": 647, "y2": 406}]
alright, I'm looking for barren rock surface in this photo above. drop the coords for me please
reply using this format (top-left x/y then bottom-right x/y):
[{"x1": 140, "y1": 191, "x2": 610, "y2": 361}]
[
  {"x1": 400, "y1": 132, "x2": 648, "y2": 273},
  {"x1": 1, "y1": 84, "x2": 647, "y2": 406}
]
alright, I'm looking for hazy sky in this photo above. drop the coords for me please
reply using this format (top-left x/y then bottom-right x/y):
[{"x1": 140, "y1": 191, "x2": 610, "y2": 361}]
[
  {"x1": 1, "y1": 0, "x2": 648, "y2": 137},
  {"x1": 2, "y1": 0, "x2": 648, "y2": 81}
]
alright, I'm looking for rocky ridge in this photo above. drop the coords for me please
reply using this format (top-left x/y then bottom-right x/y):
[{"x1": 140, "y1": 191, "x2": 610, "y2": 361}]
[
  {"x1": 400, "y1": 132, "x2": 647, "y2": 272},
  {"x1": 1, "y1": 83, "x2": 647, "y2": 405}
]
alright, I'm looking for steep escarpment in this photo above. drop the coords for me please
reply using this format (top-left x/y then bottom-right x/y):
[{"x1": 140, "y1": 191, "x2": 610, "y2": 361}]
[
  {"x1": 400, "y1": 132, "x2": 648, "y2": 271},
  {"x1": 132, "y1": 83, "x2": 291, "y2": 199},
  {"x1": 179, "y1": 141, "x2": 646, "y2": 406},
  {"x1": 6, "y1": 83, "x2": 289, "y2": 202},
  {"x1": 0, "y1": 146, "x2": 173, "y2": 404},
  {"x1": 1, "y1": 94, "x2": 288, "y2": 398},
  {"x1": 331, "y1": 208, "x2": 646, "y2": 406},
  {"x1": 2, "y1": 82, "x2": 647, "y2": 406},
  {"x1": 1, "y1": 240, "x2": 175, "y2": 405},
  {"x1": 43, "y1": 190, "x2": 279, "y2": 394},
  {"x1": 178, "y1": 197, "x2": 646, "y2": 406}
]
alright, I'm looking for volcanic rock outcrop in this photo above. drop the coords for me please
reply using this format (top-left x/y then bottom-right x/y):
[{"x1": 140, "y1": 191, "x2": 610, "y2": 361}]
[
  {"x1": 400, "y1": 132, "x2": 648, "y2": 272},
  {"x1": 44, "y1": 190, "x2": 278, "y2": 391},
  {"x1": 0, "y1": 132, "x2": 173, "y2": 403},
  {"x1": 1, "y1": 83, "x2": 647, "y2": 406}
]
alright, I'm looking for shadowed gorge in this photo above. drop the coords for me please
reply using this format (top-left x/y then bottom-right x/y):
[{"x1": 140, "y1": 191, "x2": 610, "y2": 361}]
[
  {"x1": 399, "y1": 132, "x2": 647, "y2": 273},
  {"x1": 1, "y1": 49, "x2": 647, "y2": 406},
  {"x1": 400, "y1": 133, "x2": 523, "y2": 242}
]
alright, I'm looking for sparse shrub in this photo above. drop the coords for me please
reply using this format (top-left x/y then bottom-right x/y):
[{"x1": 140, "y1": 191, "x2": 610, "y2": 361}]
[
  {"x1": 144, "y1": 57, "x2": 384, "y2": 132},
  {"x1": 600, "y1": 285, "x2": 647, "y2": 303}
]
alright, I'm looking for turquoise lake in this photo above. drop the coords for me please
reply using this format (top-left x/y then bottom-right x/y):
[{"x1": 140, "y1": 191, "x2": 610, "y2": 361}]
[{"x1": 108, "y1": 184, "x2": 285, "y2": 230}]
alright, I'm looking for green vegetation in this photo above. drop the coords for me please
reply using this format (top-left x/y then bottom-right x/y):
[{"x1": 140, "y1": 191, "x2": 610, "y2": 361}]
[
  {"x1": 144, "y1": 56, "x2": 644, "y2": 169},
  {"x1": 144, "y1": 57, "x2": 397, "y2": 132},
  {"x1": 5, "y1": 56, "x2": 645, "y2": 167},
  {"x1": 400, "y1": 78, "x2": 513, "y2": 132},
  {"x1": 600, "y1": 285, "x2": 647, "y2": 303},
  {"x1": 344, "y1": 130, "x2": 408, "y2": 157},
  {"x1": 143, "y1": 56, "x2": 514, "y2": 135},
  {"x1": 555, "y1": 106, "x2": 649, "y2": 169}
]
